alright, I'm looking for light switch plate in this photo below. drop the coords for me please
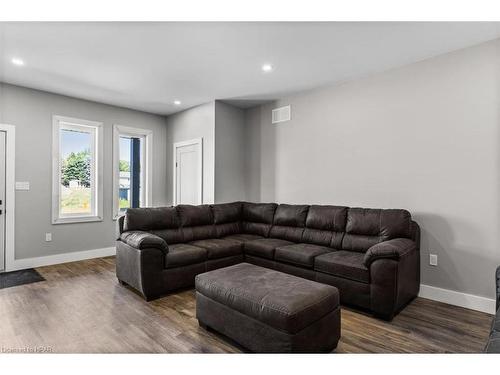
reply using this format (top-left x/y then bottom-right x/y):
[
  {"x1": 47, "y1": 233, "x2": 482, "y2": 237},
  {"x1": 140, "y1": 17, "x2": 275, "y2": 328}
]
[
  {"x1": 15, "y1": 181, "x2": 30, "y2": 191},
  {"x1": 429, "y1": 254, "x2": 438, "y2": 266},
  {"x1": 45, "y1": 233, "x2": 52, "y2": 242}
]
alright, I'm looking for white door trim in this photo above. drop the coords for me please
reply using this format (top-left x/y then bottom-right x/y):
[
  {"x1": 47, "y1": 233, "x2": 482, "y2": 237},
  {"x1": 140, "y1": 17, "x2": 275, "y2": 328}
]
[
  {"x1": 0, "y1": 124, "x2": 15, "y2": 272},
  {"x1": 173, "y1": 138, "x2": 203, "y2": 205}
]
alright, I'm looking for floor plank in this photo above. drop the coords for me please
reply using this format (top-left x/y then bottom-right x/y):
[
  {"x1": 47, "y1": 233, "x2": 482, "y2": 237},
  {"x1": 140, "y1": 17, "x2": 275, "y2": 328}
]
[{"x1": 0, "y1": 257, "x2": 492, "y2": 353}]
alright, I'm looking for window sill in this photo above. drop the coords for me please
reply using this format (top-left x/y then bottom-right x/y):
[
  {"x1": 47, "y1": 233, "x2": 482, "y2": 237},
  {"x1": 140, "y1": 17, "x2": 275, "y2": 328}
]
[{"x1": 52, "y1": 216, "x2": 103, "y2": 225}]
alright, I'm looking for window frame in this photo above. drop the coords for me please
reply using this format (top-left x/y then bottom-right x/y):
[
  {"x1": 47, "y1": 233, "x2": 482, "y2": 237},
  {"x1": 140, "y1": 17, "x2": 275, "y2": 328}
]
[
  {"x1": 52, "y1": 115, "x2": 103, "y2": 224},
  {"x1": 112, "y1": 124, "x2": 153, "y2": 220}
]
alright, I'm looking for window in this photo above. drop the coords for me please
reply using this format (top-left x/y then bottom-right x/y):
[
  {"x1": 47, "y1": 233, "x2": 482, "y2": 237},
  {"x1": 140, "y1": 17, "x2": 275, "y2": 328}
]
[
  {"x1": 52, "y1": 116, "x2": 103, "y2": 224},
  {"x1": 113, "y1": 125, "x2": 152, "y2": 219}
]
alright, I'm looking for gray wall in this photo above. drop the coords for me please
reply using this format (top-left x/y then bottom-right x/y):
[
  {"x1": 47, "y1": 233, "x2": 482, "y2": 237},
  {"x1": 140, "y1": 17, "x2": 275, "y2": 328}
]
[
  {"x1": 0, "y1": 83, "x2": 168, "y2": 260},
  {"x1": 214, "y1": 101, "x2": 246, "y2": 203},
  {"x1": 244, "y1": 39, "x2": 500, "y2": 299},
  {"x1": 165, "y1": 102, "x2": 215, "y2": 205}
]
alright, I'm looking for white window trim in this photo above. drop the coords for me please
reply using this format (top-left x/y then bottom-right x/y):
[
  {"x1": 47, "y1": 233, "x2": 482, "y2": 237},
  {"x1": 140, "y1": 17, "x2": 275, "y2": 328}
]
[
  {"x1": 52, "y1": 115, "x2": 103, "y2": 224},
  {"x1": 173, "y1": 137, "x2": 203, "y2": 206},
  {"x1": 112, "y1": 125, "x2": 153, "y2": 220}
]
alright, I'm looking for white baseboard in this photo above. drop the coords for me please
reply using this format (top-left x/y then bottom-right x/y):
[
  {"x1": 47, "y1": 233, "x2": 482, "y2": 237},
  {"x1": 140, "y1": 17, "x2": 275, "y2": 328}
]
[
  {"x1": 6, "y1": 247, "x2": 116, "y2": 272},
  {"x1": 419, "y1": 284, "x2": 496, "y2": 315}
]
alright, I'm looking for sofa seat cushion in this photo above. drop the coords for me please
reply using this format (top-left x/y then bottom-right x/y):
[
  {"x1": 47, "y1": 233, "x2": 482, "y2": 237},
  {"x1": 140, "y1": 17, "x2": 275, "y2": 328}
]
[
  {"x1": 244, "y1": 238, "x2": 294, "y2": 260},
  {"x1": 190, "y1": 239, "x2": 242, "y2": 260},
  {"x1": 195, "y1": 263, "x2": 339, "y2": 334},
  {"x1": 223, "y1": 233, "x2": 264, "y2": 244},
  {"x1": 274, "y1": 243, "x2": 332, "y2": 268},
  {"x1": 164, "y1": 244, "x2": 207, "y2": 269},
  {"x1": 314, "y1": 251, "x2": 369, "y2": 283}
]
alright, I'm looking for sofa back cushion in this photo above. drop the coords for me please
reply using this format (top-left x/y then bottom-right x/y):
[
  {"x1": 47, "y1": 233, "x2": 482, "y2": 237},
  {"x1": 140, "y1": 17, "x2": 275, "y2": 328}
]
[
  {"x1": 150, "y1": 228, "x2": 185, "y2": 244},
  {"x1": 342, "y1": 208, "x2": 412, "y2": 252},
  {"x1": 212, "y1": 202, "x2": 242, "y2": 237},
  {"x1": 177, "y1": 204, "x2": 213, "y2": 226},
  {"x1": 177, "y1": 204, "x2": 216, "y2": 242},
  {"x1": 242, "y1": 202, "x2": 277, "y2": 237},
  {"x1": 302, "y1": 205, "x2": 347, "y2": 247},
  {"x1": 123, "y1": 206, "x2": 184, "y2": 245},
  {"x1": 273, "y1": 204, "x2": 309, "y2": 226},
  {"x1": 123, "y1": 207, "x2": 179, "y2": 232},
  {"x1": 269, "y1": 204, "x2": 309, "y2": 242}
]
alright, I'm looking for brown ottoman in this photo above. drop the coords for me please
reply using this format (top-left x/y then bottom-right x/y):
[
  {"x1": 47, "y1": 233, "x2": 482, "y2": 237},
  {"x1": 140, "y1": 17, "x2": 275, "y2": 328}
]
[{"x1": 195, "y1": 263, "x2": 340, "y2": 353}]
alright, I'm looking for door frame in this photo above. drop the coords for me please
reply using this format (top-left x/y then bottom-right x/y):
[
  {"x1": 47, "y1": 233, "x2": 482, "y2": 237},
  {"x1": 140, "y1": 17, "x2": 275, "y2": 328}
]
[
  {"x1": 0, "y1": 124, "x2": 15, "y2": 272},
  {"x1": 173, "y1": 137, "x2": 203, "y2": 205}
]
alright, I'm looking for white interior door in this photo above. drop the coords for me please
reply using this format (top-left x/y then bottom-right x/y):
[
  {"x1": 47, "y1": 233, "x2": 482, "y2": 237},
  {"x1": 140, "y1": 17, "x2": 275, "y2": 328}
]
[
  {"x1": 175, "y1": 139, "x2": 202, "y2": 205},
  {"x1": 0, "y1": 131, "x2": 6, "y2": 271}
]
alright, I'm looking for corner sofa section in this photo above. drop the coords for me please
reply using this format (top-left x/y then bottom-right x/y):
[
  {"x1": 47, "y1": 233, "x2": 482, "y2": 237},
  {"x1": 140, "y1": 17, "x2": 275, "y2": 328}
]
[{"x1": 116, "y1": 201, "x2": 420, "y2": 319}]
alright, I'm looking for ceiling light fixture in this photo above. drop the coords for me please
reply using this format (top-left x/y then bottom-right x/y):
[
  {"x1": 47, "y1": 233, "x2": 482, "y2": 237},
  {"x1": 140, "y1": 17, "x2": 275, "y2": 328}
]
[
  {"x1": 261, "y1": 63, "x2": 273, "y2": 73},
  {"x1": 173, "y1": 100, "x2": 181, "y2": 105},
  {"x1": 11, "y1": 57, "x2": 25, "y2": 66}
]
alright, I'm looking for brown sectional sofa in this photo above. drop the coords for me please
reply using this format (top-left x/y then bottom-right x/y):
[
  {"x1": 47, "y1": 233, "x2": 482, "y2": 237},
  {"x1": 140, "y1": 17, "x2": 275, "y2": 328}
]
[{"x1": 116, "y1": 201, "x2": 420, "y2": 320}]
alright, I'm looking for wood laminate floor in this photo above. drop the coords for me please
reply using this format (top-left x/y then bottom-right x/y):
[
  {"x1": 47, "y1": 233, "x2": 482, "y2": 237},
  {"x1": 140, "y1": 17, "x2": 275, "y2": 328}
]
[{"x1": 0, "y1": 257, "x2": 492, "y2": 353}]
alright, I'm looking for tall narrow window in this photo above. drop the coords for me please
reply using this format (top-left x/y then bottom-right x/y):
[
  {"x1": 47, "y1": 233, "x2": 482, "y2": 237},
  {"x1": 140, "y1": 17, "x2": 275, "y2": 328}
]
[
  {"x1": 118, "y1": 136, "x2": 142, "y2": 211},
  {"x1": 113, "y1": 125, "x2": 152, "y2": 218},
  {"x1": 52, "y1": 116, "x2": 103, "y2": 224}
]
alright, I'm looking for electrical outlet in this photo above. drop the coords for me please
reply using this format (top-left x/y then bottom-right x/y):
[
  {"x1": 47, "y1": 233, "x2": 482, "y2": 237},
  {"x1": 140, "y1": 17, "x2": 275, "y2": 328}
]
[
  {"x1": 45, "y1": 232, "x2": 52, "y2": 242},
  {"x1": 429, "y1": 254, "x2": 438, "y2": 266}
]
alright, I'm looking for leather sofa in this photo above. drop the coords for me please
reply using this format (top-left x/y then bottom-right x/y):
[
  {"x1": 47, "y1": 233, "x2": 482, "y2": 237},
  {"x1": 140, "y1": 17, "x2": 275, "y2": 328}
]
[
  {"x1": 484, "y1": 266, "x2": 500, "y2": 352},
  {"x1": 116, "y1": 201, "x2": 420, "y2": 320}
]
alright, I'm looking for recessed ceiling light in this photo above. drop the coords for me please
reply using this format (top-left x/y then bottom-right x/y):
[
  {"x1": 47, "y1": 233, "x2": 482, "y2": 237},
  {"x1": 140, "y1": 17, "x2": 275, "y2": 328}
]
[
  {"x1": 11, "y1": 57, "x2": 25, "y2": 66},
  {"x1": 261, "y1": 63, "x2": 273, "y2": 73},
  {"x1": 173, "y1": 100, "x2": 181, "y2": 105}
]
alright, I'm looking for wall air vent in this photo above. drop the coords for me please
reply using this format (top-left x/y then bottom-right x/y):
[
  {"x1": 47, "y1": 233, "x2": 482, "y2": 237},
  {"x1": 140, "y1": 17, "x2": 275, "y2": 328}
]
[{"x1": 272, "y1": 105, "x2": 291, "y2": 124}]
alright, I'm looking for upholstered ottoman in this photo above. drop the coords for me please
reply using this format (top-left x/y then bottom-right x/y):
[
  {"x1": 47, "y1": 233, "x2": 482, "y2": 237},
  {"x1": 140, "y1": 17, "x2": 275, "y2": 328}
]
[{"x1": 195, "y1": 263, "x2": 341, "y2": 353}]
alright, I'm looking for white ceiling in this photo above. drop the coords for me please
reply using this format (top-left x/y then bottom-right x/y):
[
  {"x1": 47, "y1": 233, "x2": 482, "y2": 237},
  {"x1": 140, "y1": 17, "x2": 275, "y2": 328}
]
[{"x1": 1, "y1": 22, "x2": 500, "y2": 115}]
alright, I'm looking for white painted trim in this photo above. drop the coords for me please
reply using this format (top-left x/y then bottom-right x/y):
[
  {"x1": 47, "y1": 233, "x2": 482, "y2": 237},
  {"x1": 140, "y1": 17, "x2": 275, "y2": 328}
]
[
  {"x1": 419, "y1": 284, "x2": 496, "y2": 314},
  {"x1": 0, "y1": 124, "x2": 15, "y2": 272},
  {"x1": 6, "y1": 247, "x2": 116, "y2": 272},
  {"x1": 52, "y1": 115, "x2": 104, "y2": 224},
  {"x1": 112, "y1": 125, "x2": 153, "y2": 219},
  {"x1": 173, "y1": 137, "x2": 203, "y2": 205}
]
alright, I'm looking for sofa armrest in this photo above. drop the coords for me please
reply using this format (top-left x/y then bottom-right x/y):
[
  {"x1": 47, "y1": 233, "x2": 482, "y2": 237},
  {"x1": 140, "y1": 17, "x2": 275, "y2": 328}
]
[
  {"x1": 116, "y1": 215, "x2": 125, "y2": 240},
  {"x1": 364, "y1": 238, "x2": 416, "y2": 267},
  {"x1": 120, "y1": 231, "x2": 168, "y2": 253}
]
